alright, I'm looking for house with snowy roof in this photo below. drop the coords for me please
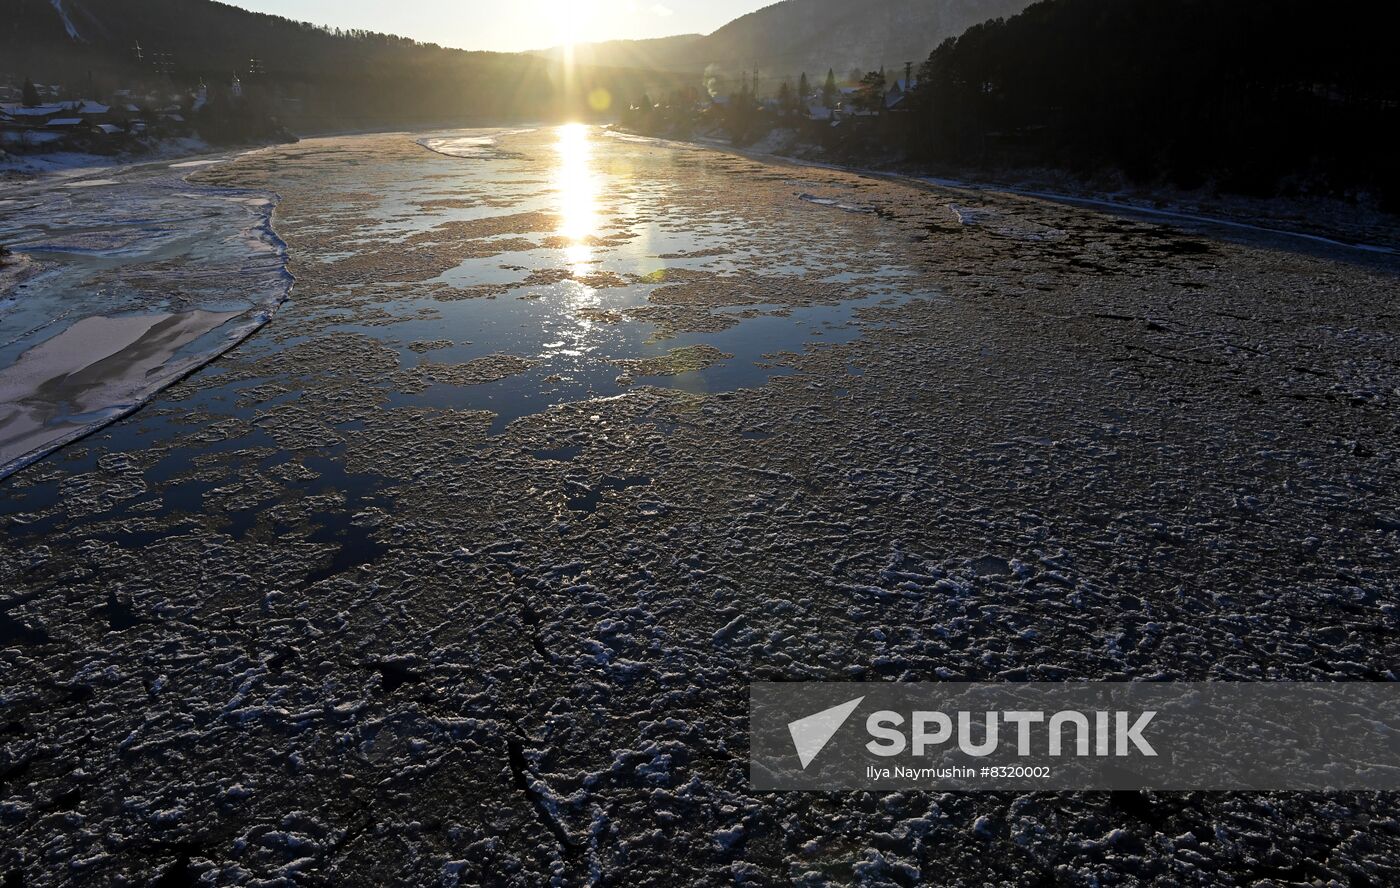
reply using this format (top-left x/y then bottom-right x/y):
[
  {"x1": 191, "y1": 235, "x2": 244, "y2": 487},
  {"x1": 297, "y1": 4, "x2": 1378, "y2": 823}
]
[
  {"x1": 1, "y1": 103, "x2": 68, "y2": 121},
  {"x1": 68, "y1": 100, "x2": 111, "y2": 117},
  {"x1": 885, "y1": 78, "x2": 916, "y2": 111}
]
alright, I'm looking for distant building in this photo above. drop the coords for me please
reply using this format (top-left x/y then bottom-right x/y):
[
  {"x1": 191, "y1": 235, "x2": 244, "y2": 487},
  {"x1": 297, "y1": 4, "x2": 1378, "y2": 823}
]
[
  {"x1": 2, "y1": 103, "x2": 66, "y2": 121},
  {"x1": 65, "y1": 100, "x2": 112, "y2": 120},
  {"x1": 0, "y1": 83, "x2": 171, "y2": 149}
]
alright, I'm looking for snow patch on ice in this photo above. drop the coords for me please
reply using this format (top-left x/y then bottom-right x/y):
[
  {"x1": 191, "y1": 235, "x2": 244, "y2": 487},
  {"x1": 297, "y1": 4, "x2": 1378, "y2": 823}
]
[
  {"x1": 417, "y1": 129, "x2": 535, "y2": 159},
  {"x1": 603, "y1": 130, "x2": 663, "y2": 145},
  {"x1": 949, "y1": 203, "x2": 1067, "y2": 241},
  {"x1": 799, "y1": 193, "x2": 872, "y2": 214}
]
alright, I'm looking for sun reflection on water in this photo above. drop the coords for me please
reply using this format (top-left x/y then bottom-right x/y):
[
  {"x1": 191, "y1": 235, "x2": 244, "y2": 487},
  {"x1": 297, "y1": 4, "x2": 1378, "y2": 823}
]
[{"x1": 552, "y1": 123, "x2": 601, "y2": 277}]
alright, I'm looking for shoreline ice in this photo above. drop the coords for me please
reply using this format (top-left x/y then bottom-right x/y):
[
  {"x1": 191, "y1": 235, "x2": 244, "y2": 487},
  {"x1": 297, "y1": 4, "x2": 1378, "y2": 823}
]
[{"x1": 0, "y1": 154, "x2": 293, "y2": 479}]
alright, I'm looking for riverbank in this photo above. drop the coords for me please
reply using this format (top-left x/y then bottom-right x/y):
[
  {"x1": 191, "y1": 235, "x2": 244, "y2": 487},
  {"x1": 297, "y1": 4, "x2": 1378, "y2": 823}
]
[
  {"x1": 613, "y1": 124, "x2": 1400, "y2": 258},
  {"x1": 0, "y1": 133, "x2": 298, "y2": 182}
]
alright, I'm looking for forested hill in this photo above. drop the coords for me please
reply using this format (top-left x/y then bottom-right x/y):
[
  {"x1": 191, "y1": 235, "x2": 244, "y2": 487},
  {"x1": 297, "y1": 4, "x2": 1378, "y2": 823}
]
[
  {"x1": 909, "y1": 0, "x2": 1400, "y2": 207},
  {"x1": 545, "y1": 0, "x2": 1034, "y2": 82},
  {"x1": 1, "y1": 0, "x2": 686, "y2": 126},
  {"x1": 692, "y1": 0, "x2": 1032, "y2": 78}
]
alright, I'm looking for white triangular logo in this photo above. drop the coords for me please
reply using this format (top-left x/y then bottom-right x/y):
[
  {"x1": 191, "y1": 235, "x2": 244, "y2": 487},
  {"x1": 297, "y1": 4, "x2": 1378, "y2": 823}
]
[{"x1": 788, "y1": 696, "x2": 865, "y2": 769}]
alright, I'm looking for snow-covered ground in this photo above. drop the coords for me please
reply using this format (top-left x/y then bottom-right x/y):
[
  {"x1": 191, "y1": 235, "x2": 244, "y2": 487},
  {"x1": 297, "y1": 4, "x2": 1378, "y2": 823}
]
[{"x1": 0, "y1": 137, "x2": 214, "y2": 178}]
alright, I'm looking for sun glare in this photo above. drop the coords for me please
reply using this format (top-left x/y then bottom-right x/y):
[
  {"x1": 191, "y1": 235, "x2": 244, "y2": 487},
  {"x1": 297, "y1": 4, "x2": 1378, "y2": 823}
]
[
  {"x1": 553, "y1": 123, "x2": 601, "y2": 275},
  {"x1": 553, "y1": 0, "x2": 598, "y2": 50}
]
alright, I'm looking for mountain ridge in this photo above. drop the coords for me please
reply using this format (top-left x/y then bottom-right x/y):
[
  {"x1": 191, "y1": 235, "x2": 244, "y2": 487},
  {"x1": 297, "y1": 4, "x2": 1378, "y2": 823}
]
[
  {"x1": 537, "y1": 0, "x2": 1035, "y2": 82},
  {"x1": 3, "y1": 0, "x2": 1033, "y2": 125}
]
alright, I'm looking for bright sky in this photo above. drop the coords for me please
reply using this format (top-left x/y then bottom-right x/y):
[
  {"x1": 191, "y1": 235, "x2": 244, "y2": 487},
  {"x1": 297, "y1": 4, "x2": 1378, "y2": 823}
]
[{"x1": 224, "y1": 0, "x2": 773, "y2": 53}]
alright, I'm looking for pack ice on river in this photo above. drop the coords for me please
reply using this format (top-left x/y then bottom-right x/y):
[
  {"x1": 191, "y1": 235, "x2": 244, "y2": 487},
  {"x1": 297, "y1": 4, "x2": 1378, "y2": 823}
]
[{"x1": 1, "y1": 125, "x2": 1398, "y2": 885}]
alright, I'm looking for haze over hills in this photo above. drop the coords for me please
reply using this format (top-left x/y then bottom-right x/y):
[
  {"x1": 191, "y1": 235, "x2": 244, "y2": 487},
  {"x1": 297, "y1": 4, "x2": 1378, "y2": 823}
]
[
  {"x1": 4, "y1": 0, "x2": 527, "y2": 82},
  {"x1": 540, "y1": 0, "x2": 1036, "y2": 83},
  {"x1": 1, "y1": 0, "x2": 696, "y2": 127},
  {"x1": 6, "y1": 0, "x2": 1037, "y2": 115}
]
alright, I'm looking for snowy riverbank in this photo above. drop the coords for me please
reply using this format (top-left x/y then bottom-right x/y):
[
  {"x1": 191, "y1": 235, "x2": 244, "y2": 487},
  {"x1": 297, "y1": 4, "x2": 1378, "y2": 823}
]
[{"x1": 0, "y1": 137, "x2": 217, "y2": 179}]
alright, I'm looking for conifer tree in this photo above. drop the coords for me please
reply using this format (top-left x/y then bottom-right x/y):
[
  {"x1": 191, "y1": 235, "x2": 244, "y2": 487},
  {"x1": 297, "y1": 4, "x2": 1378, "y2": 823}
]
[{"x1": 822, "y1": 68, "x2": 837, "y2": 108}]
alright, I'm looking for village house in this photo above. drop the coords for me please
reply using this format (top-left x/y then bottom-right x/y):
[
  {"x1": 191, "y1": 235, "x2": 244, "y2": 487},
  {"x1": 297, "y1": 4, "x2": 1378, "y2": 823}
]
[
  {"x1": 0, "y1": 83, "x2": 192, "y2": 153},
  {"x1": 885, "y1": 77, "x2": 916, "y2": 111}
]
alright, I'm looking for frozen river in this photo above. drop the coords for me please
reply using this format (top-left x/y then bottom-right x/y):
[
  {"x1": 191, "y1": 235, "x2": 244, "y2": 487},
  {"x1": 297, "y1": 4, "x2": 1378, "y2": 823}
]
[
  {"x1": 0, "y1": 127, "x2": 929, "y2": 476},
  {"x1": 2, "y1": 127, "x2": 1398, "y2": 885}
]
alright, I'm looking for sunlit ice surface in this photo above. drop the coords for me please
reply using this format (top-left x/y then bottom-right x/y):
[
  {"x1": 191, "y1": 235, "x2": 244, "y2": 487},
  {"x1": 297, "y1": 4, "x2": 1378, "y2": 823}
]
[{"x1": 402, "y1": 127, "x2": 924, "y2": 429}]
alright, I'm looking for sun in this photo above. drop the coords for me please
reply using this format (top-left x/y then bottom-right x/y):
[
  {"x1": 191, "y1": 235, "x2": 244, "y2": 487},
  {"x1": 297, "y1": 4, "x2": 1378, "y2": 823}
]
[{"x1": 552, "y1": 0, "x2": 599, "y2": 50}]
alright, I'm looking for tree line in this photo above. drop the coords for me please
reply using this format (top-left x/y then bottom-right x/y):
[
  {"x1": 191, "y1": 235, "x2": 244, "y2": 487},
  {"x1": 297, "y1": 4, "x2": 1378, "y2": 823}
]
[{"x1": 906, "y1": 0, "x2": 1400, "y2": 207}]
